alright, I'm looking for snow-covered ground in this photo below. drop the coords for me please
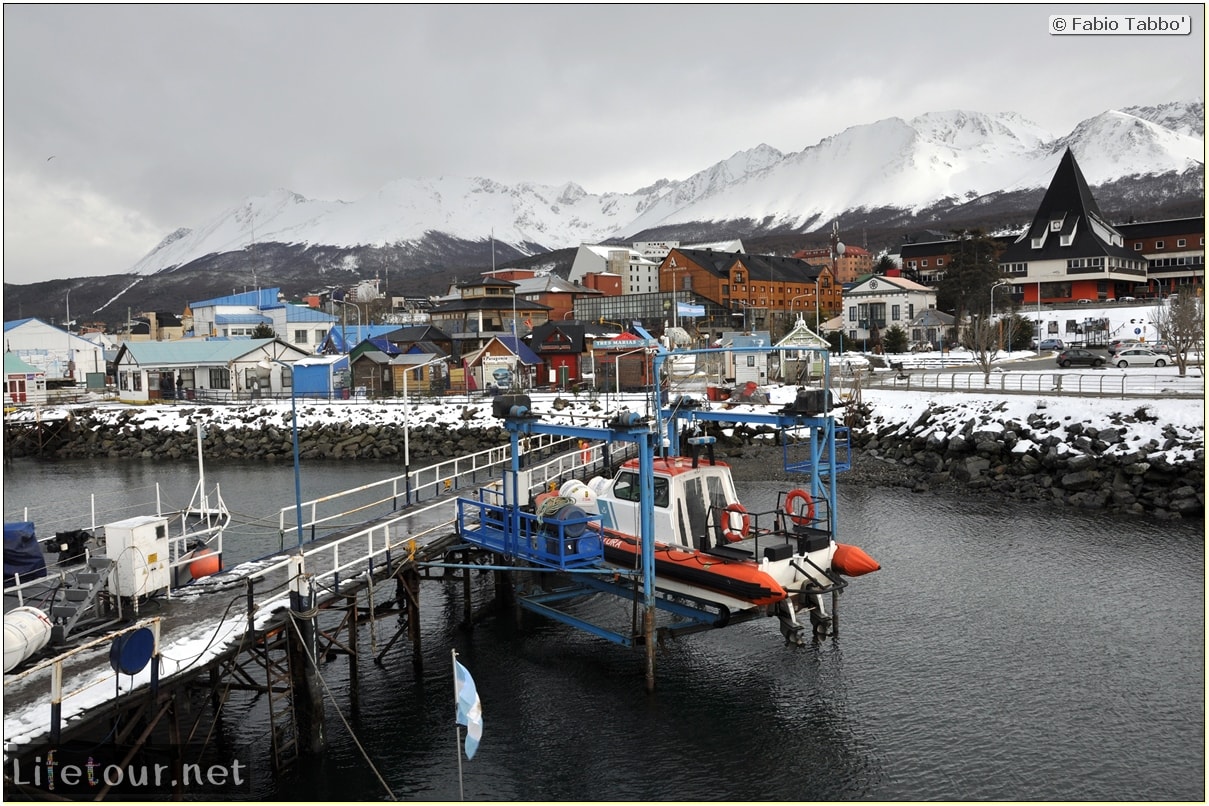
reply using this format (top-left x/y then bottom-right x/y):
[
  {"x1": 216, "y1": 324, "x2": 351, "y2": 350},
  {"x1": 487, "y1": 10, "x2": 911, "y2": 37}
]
[{"x1": 23, "y1": 361, "x2": 1203, "y2": 466}]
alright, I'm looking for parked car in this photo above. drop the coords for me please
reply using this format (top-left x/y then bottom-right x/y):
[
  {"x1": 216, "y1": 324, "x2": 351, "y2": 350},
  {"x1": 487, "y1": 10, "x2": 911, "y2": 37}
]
[
  {"x1": 1118, "y1": 296, "x2": 1137, "y2": 302},
  {"x1": 1148, "y1": 341, "x2": 1176, "y2": 354},
  {"x1": 1112, "y1": 348, "x2": 1167, "y2": 368},
  {"x1": 1107, "y1": 339, "x2": 1143, "y2": 355},
  {"x1": 1035, "y1": 338, "x2": 1064, "y2": 351},
  {"x1": 1056, "y1": 348, "x2": 1105, "y2": 368}
]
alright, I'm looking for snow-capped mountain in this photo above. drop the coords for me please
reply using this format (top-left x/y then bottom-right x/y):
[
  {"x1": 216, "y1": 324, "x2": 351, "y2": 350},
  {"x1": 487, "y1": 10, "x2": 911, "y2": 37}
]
[{"x1": 130, "y1": 101, "x2": 1203, "y2": 278}]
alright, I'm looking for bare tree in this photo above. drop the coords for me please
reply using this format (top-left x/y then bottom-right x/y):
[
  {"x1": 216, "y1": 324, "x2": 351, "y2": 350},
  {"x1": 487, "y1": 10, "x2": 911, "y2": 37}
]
[
  {"x1": 1151, "y1": 296, "x2": 1205, "y2": 377},
  {"x1": 961, "y1": 315, "x2": 1000, "y2": 384}
]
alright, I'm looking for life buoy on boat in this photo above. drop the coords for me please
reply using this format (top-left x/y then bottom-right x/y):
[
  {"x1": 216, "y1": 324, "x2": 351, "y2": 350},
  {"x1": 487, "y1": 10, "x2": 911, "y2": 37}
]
[
  {"x1": 721, "y1": 503, "x2": 751, "y2": 542},
  {"x1": 784, "y1": 488, "x2": 815, "y2": 527}
]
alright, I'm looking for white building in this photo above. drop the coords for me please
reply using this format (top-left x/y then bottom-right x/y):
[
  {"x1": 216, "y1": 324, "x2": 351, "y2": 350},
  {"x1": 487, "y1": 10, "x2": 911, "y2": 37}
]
[
  {"x1": 2, "y1": 318, "x2": 108, "y2": 384},
  {"x1": 843, "y1": 276, "x2": 938, "y2": 346},
  {"x1": 187, "y1": 287, "x2": 335, "y2": 353},
  {"x1": 568, "y1": 240, "x2": 746, "y2": 296}
]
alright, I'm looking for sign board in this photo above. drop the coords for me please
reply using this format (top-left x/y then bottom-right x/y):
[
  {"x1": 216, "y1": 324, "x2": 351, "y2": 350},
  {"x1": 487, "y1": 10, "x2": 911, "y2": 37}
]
[{"x1": 592, "y1": 339, "x2": 655, "y2": 350}]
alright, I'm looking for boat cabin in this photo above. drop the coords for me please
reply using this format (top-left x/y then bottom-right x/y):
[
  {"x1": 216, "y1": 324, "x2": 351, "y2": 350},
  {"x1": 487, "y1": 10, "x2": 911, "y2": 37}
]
[{"x1": 594, "y1": 456, "x2": 741, "y2": 551}]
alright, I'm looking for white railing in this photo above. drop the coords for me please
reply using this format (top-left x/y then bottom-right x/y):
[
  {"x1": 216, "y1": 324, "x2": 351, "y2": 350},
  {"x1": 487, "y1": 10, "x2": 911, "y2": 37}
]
[
  {"x1": 274, "y1": 432, "x2": 579, "y2": 541},
  {"x1": 868, "y1": 370, "x2": 1205, "y2": 398}
]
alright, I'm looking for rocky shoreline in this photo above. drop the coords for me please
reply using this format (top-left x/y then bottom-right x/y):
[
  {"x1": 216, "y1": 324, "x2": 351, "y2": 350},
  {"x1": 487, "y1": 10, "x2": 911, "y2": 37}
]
[
  {"x1": 715, "y1": 401, "x2": 1203, "y2": 521},
  {"x1": 7, "y1": 398, "x2": 1204, "y2": 521}
]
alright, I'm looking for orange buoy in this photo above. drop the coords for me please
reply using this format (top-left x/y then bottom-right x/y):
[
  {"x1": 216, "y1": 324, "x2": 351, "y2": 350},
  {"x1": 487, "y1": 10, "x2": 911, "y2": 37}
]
[
  {"x1": 189, "y1": 547, "x2": 221, "y2": 579},
  {"x1": 784, "y1": 488, "x2": 815, "y2": 526},
  {"x1": 831, "y1": 543, "x2": 880, "y2": 577},
  {"x1": 721, "y1": 503, "x2": 751, "y2": 542}
]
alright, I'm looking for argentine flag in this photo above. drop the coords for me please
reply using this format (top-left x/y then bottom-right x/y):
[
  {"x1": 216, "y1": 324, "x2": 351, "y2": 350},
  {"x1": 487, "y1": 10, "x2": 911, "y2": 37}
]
[{"x1": 453, "y1": 658, "x2": 483, "y2": 759}]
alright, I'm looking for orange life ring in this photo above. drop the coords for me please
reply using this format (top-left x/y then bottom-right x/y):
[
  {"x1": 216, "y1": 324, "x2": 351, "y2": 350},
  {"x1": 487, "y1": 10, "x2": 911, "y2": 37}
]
[
  {"x1": 784, "y1": 488, "x2": 815, "y2": 527},
  {"x1": 721, "y1": 503, "x2": 751, "y2": 542},
  {"x1": 580, "y1": 440, "x2": 591, "y2": 465}
]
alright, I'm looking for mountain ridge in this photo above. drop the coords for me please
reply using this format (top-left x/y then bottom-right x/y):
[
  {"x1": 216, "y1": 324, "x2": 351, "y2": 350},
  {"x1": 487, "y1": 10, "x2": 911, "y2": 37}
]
[{"x1": 5, "y1": 101, "x2": 1202, "y2": 328}]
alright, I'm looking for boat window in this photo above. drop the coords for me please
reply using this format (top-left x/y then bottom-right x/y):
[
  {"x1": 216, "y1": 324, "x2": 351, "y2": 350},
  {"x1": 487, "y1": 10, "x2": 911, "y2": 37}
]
[
  {"x1": 683, "y1": 477, "x2": 708, "y2": 549},
  {"x1": 611, "y1": 472, "x2": 670, "y2": 507},
  {"x1": 612, "y1": 472, "x2": 640, "y2": 502}
]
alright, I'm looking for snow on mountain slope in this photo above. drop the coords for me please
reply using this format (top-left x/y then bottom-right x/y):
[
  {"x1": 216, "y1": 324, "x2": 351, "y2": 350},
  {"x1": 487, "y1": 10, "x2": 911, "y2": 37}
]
[{"x1": 128, "y1": 102, "x2": 1204, "y2": 275}]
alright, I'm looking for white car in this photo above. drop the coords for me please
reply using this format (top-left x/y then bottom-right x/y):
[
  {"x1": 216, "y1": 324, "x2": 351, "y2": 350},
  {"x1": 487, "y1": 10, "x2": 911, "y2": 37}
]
[{"x1": 1112, "y1": 348, "x2": 1168, "y2": 368}]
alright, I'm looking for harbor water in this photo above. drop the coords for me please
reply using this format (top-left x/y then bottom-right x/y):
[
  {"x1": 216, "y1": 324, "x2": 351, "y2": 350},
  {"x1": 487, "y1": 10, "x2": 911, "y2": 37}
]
[{"x1": 3, "y1": 457, "x2": 1204, "y2": 801}]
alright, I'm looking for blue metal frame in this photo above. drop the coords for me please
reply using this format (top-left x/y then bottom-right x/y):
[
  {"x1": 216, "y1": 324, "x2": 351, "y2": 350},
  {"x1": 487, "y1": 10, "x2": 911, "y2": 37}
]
[{"x1": 453, "y1": 343, "x2": 849, "y2": 649}]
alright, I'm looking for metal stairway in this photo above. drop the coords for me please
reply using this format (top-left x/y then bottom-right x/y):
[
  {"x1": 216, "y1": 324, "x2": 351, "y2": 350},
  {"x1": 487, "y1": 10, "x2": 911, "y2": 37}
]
[{"x1": 49, "y1": 556, "x2": 114, "y2": 644}]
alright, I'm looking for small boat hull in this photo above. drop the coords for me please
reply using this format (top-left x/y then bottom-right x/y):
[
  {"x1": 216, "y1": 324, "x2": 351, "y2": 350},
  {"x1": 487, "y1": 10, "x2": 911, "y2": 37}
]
[{"x1": 600, "y1": 530, "x2": 787, "y2": 608}]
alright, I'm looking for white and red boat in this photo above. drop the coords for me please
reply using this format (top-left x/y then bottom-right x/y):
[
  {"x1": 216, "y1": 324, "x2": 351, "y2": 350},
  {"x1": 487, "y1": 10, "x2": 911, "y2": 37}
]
[{"x1": 538, "y1": 450, "x2": 879, "y2": 641}]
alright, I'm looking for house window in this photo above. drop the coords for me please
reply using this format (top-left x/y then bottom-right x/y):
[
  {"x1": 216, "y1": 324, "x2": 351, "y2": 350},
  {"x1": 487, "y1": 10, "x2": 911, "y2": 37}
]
[
  {"x1": 921, "y1": 259, "x2": 928, "y2": 267},
  {"x1": 892, "y1": 305, "x2": 901, "y2": 321},
  {"x1": 848, "y1": 307, "x2": 856, "y2": 322},
  {"x1": 132, "y1": 372, "x2": 143, "y2": 392},
  {"x1": 294, "y1": 330, "x2": 309, "y2": 344},
  {"x1": 1177, "y1": 238, "x2": 1187, "y2": 247},
  {"x1": 1133, "y1": 243, "x2": 1143, "y2": 250},
  {"x1": 209, "y1": 368, "x2": 231, "y2": 389},
  {"x1": 1155, "y1": 240, "x2": 1165, "y2": 249},
  {"x1": 936, "y1": 257, "x2": 944, "y2": 266},
  {"x1": 281, "y1": 366, "x2": 292, "y2": 389}
]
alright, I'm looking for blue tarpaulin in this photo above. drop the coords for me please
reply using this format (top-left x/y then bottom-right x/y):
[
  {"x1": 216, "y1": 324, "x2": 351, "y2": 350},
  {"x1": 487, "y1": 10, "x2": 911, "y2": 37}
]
[{"x1": 4, "y1": 522, "x2": 46, "y2": 584}]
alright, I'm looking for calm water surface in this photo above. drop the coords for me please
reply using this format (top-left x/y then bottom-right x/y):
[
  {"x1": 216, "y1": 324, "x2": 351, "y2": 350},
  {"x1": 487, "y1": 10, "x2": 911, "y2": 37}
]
[{"x1": 3, "y1": 458, "x2": 1204, "y2": 801}]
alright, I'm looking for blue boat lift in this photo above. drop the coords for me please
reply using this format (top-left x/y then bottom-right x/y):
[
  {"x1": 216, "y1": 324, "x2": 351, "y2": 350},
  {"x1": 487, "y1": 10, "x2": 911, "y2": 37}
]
[{"x1": 454, "y1": 344, "x2": 850, "y2": 690}]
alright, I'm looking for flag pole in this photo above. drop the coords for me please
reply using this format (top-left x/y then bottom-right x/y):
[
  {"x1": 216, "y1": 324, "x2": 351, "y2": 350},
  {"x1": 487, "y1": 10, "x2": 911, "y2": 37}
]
[{"x1": 452, "y1": 648, "x2": 464, "y2": 801}]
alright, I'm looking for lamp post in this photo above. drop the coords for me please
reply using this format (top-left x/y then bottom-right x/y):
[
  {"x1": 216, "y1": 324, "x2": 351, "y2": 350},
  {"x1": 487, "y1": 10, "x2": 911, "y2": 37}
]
[
  {"x1": 991, "y1": 280, "x2": 1011, "y2": 354},
  {"x1": 330, "y1": 298, "x2": 362, "y2": 354},
  {"x1": 402, "y1": 355, "x2": 446, "y2": 505},
  {"x1": 262, "y1": 358, "x2": 304, "y2": 549}
]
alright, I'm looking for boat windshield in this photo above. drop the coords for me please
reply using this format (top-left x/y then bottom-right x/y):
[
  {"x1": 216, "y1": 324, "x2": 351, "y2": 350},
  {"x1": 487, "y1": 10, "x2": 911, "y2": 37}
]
[{"x1": 611, "y1": 472, "x2": 669, "y2": 508}]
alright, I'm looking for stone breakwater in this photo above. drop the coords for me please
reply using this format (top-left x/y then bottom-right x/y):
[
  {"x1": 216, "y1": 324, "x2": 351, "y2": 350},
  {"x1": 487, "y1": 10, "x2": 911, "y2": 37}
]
[
  {"x1": 721, "y1": 401, "x2": 1204, "y2": 521},
  {"x1": 10, "y1": 398, "x2": 1204, "y2": 521},
  {"x1": 17, "y1": 407, "x2": 511, "y2": 464}
]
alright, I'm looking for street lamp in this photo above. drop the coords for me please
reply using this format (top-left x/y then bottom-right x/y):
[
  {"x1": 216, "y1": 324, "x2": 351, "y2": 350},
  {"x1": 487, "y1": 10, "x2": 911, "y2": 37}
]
[
  {"x1": 991, "y1": 280, "x2": 1011, "y2": 354},
  {"x1": 402, "y1": 354, "x2": 446, "y2": 505},
  {"x1": 330, "y1": 297, "x2": 362, "y2": 353},
  {"x1": 261, "y1": 358, "x2": 304, "y2": 549}
]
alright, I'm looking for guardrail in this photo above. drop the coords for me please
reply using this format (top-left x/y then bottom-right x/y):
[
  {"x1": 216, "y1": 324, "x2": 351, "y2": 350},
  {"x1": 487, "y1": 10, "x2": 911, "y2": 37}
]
[
  {"x1": 274, "y1": 432, "x2": 581, "y2": 544},
  {"x1": 866, "y1": 370, "x2": 1205, "y2": 398}
]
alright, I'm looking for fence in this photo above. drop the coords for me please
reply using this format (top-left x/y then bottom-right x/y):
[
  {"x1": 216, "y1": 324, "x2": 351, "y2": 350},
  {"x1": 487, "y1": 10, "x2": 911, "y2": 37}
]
[{"x1": 865, "y1": 370, "x2": 1205, "y2": 398}]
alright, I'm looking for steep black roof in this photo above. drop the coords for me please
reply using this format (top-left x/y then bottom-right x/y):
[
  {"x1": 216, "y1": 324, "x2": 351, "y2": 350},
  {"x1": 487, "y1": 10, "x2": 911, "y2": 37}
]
[{"x1": 998, "y1": 148, "x2": 1134, "y2": 263}]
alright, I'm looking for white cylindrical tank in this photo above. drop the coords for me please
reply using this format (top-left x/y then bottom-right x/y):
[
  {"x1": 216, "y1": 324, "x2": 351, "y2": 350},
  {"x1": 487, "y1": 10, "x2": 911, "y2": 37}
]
[
  {"x1": 4, "y1": 606, "x2": 53, "y2": 673},
  {"x1": 587, "y1": 476, "x2": 612, "y2": 498},
  {"x1": 559, "y1": 479, "x2": 598, "y2": 510}
]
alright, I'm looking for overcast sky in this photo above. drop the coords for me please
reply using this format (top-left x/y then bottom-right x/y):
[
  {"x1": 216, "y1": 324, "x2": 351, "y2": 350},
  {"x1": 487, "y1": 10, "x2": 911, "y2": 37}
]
[{"x1": 3, "y1": 4, "x2": 1204, "y2": 286}]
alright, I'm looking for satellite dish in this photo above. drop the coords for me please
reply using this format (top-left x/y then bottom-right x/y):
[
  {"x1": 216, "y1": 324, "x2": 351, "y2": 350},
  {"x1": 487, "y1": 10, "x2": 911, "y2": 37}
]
[{"x1": 836, "y1": 242, "x2": 846, "y2": 256}]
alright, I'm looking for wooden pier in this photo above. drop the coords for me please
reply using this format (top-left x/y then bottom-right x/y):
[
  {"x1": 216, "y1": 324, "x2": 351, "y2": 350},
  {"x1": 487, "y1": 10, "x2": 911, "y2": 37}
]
[{"x1": 2, "y1": 432, "x2": 604, "y2": 797}]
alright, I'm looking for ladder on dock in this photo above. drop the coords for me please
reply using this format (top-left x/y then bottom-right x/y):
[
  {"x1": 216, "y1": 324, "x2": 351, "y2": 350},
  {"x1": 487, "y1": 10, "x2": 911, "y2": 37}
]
[{"x1": 260, "y1": 626, "x2": 300, "y2": 771}]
